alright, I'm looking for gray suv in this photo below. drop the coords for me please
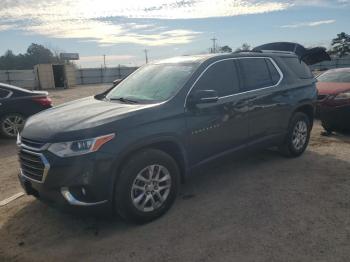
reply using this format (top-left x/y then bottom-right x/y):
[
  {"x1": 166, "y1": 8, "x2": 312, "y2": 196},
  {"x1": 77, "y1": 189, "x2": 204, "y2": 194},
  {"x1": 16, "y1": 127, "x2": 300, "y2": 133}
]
[{"x1": 18, "y1": 43, "x2": 330, "y2": 223}]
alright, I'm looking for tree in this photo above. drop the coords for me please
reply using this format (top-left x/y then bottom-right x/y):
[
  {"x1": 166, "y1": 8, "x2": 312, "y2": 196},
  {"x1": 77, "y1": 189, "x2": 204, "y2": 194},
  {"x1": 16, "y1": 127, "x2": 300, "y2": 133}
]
[
  {"x1": 26, "y1": 43, "x2": 57, "y2": 65},
  {"x1": 0, "y1": 43, "x2": 59, "y2": 70},
  {"x1": 1, "y1": 50, "x2": 16, "y2": 69},
  {"x1": 330, "y1": 32, "x2": 350, "y2": 58},
  {"x1": 235, "y1": 43, "x2": 251, "y2": 52},
  {"x1": 219, "y1": 45, "x2": 232, "y2": 53}
]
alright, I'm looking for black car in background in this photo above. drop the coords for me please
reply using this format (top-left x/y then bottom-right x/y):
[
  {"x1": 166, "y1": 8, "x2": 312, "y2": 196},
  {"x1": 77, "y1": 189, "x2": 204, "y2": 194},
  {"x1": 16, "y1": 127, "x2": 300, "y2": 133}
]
[
  {"x1": 0, "y1": 83, "x2": 52, "y2": 138},
  {"x1": 18, "y1": 44, "x2": 327, "y2": 223}
]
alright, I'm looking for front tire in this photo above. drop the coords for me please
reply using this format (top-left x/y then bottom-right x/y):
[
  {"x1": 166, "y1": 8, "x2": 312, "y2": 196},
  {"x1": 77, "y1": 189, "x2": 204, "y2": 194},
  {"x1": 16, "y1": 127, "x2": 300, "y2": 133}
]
[
  {"x1": 114, "y1": 149, "x2": 180, "y2": 224},
  {"x1": 279, "y1": 112, "x2": 311, "y2": 158}
]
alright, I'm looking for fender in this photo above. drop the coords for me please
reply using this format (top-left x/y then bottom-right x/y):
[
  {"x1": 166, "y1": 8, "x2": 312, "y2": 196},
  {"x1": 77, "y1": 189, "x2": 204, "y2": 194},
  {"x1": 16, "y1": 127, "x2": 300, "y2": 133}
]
[{"x1": 107, "y1": 134, "x2": 189, "y2": 201}]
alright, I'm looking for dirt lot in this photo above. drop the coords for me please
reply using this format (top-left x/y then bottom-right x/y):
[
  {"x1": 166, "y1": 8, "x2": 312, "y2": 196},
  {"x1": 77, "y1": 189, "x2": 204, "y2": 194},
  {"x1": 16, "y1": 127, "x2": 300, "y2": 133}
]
[{"x1": 1, "y1": 84, "x2": 350, "y2": 262}]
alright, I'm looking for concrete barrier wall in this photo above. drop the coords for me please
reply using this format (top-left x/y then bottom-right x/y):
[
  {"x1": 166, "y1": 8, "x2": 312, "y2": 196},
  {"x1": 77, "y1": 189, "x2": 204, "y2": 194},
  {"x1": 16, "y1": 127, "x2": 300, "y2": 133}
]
[
  {"x1": 0, "y1": 66, "x2": 139, "y2": 90},
  {"x1": 0, "y1": 70, "x2": 37, "y2": 89}
]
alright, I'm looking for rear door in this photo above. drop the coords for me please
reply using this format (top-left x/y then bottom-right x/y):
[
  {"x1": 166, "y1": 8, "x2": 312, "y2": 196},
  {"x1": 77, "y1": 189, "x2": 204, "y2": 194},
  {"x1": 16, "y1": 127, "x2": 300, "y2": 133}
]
[
  {"x1": 237, "y1": 57, "x2": 285, "y2": 143},
  {"x1": 185, "y1": 59, "x2": 250, "y2": 166}
]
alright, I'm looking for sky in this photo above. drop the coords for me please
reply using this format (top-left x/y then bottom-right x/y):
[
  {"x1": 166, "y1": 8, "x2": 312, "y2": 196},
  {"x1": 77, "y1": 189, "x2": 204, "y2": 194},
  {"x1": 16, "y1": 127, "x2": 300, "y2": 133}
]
[{"x1": 0, "y1": 0, "x2": 349, "y2": 67}]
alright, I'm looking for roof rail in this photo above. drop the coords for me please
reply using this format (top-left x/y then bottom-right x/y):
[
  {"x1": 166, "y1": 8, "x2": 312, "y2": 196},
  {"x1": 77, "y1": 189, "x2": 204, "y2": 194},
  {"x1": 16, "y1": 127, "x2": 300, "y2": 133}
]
[
  {"x1": 259, "y1": 50, "x2": 295, "y2": 55},
  {"x1": 233, "y1": 50, "x2": 262, "y2": 54}
]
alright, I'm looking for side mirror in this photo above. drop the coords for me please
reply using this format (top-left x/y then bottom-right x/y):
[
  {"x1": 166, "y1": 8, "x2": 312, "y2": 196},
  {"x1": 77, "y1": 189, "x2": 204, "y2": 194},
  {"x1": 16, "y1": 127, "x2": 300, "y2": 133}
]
[{"x1": 189, "y1": 90, "x2": 219, "y2": 105}]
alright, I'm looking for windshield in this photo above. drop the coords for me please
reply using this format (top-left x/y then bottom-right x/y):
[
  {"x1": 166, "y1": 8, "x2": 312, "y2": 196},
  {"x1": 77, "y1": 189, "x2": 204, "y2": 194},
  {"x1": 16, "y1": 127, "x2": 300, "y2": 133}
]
[
  {"x1": 317, "y1": 70, "x2": 350, "y2": 83},
  {"x1": 106, "y1": 63, "x2": 197, "y2": 103}
]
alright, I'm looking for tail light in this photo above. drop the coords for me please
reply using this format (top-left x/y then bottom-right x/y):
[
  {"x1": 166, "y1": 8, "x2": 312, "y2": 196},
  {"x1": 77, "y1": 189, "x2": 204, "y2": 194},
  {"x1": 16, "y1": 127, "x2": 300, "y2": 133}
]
[{"x1": 32, "y1": 96, "x2": 52, "y2": 107}]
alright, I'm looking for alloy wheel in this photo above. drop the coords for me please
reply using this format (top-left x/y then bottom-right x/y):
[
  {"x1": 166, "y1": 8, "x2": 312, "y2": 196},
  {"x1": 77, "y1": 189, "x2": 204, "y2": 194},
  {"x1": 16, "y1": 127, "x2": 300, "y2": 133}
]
[
  {"x1": 292, "y1": 120, "x2": 308, "y2": 151},
  {"x1": 2, "y1": 114, "x2": 25, "y2": 137},
  {"x1": 131, "y1": 164, "x2": 172, "y2": 212}
]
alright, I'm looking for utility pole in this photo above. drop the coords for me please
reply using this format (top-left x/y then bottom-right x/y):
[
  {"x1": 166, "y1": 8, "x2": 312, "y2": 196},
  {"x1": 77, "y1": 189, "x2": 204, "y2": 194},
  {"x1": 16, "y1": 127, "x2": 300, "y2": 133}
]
[
  {"x1": 210, "y1": 37, "x2": 217, "y2": 53},
  {"x1": 144, "y1": 49, "x2": 149, "y2": 64},
  {"x1": 103, "y1": 54, "x2": 106, "y2": 68}
]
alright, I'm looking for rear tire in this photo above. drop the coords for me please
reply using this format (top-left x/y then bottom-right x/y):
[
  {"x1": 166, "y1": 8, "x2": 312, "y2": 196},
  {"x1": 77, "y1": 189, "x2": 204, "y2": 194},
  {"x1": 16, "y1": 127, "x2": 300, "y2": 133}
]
[
  {"x1": 0, "y1": 113, "x2": 25, "y2": 138},
  {"x1": 114, "y1": 149, "x2": 180, "y2": 224},
  {"x1": 279, "y1": 112, "x2": 311, "y2": 158}
]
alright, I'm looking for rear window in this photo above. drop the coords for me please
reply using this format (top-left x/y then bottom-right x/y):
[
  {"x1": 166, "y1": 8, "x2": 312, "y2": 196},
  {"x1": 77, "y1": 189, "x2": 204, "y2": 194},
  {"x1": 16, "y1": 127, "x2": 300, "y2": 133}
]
[
  {"x1": 238, "y1": 58, "x2": 279, "y2": 92},
  {"x1": 281, "y1": 57, "x2": 313, "y2": 79}
]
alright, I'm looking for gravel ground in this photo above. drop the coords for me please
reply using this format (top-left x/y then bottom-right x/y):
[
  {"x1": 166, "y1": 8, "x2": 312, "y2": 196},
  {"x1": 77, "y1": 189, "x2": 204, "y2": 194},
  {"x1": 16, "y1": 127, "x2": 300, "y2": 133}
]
[{"x1": 1, "y1": 84, "x2": 350, "y2": 262}]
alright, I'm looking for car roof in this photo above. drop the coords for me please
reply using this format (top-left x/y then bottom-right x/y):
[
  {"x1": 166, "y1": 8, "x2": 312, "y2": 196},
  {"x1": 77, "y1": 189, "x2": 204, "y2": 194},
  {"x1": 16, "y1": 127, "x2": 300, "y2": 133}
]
[
  {"x1": 0, "y1": 83, "x2": 32, "y2": 93},
  {"x1": 153, "y1": 51, "x2": 296, "y2": 65},
  {"x1": 153, "y1": 54, "x2": 217, "y2": 64}
]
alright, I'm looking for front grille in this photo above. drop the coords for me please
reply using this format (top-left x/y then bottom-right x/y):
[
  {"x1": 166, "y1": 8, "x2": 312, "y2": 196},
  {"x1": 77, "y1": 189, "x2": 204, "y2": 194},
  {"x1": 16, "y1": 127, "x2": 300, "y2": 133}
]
[
  {"x1": 19, "y1": 149, "x2": 48, "y2": 182},
  {"x1": 21, "y1": 137, "x2": 46, "y2": 150}
]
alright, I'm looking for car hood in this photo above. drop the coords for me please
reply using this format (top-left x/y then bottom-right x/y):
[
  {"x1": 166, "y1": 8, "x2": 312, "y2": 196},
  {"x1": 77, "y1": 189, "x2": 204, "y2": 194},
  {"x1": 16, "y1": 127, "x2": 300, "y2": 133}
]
[
  {"x1": 22, "y1": 96, "x2": 156, "y2": 141},
  {"x1": 317, "y1": 82, "x2": 350, "y2": 95}
]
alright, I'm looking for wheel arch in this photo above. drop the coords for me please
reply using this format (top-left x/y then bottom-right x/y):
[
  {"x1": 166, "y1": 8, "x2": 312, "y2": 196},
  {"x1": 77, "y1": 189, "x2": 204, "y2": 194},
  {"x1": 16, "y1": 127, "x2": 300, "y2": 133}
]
[
  {"x1": 293, "y1": 103, "x2": 314, "y2": 128},
  {"x1": 111, "y1": 137, "x2": 188, "y2": 193}
]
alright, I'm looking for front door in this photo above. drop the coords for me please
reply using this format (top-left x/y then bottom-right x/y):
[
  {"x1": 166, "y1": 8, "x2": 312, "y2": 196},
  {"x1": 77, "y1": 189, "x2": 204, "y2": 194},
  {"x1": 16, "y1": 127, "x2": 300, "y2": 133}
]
[{"x1": 185, "y1": 59, "x2": 250, "y2": 167}]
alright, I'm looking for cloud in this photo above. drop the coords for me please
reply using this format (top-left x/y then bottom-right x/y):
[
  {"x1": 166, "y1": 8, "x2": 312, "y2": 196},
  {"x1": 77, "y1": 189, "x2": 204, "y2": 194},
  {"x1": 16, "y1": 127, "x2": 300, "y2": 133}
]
[
  {"x1": 290, "y1": 0, "x2": 349, "y2": 7},
  {"x1": 0, "y1": 23, "x2": 15, "y2": 31},
  {"x1": 280, "y1": 19, "x2": 336, "y2": 28},
  {"x1": 0, "y1": 0, "x2": 289, "y2": 46}
]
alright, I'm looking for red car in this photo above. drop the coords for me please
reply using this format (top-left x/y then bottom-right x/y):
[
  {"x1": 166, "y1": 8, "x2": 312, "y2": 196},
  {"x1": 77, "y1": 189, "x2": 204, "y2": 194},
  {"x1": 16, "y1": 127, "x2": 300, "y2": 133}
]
[{"x1": 316, "y1": 68, "x2": 350, "y2": 133}]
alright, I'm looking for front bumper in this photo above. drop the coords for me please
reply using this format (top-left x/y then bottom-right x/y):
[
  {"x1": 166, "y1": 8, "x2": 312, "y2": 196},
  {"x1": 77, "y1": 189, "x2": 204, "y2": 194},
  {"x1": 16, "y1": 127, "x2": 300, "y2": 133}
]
[{"x1": 18, "y1": 148, "x2": 116, "y2": 214}]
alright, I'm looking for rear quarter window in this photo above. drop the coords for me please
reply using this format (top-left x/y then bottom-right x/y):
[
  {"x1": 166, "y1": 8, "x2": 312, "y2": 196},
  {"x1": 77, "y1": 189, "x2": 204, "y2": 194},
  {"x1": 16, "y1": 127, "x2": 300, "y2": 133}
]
[
  {"x1": 281, "y1": 57, "x2": 313, "y2": 79},
  {"x1": 0, "y1": 88, "x2": 10, "y2": 98},
  {"x1": 266, "y1": 59, "x2": 281, "y2": 84}
]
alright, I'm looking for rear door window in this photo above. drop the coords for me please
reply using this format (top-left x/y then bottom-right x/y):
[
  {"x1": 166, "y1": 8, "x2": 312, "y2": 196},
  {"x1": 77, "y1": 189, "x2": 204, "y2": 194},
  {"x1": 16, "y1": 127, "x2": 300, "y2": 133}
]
[
  {"x1": 281, "y1": 57, "x2": 313, "y2": 79},
  {"x1": 194, "y1": 60, "x2": 240, "y2": 97},
  {"x1": 238, "y1": 58, "x2": 278, "y2": 92}
]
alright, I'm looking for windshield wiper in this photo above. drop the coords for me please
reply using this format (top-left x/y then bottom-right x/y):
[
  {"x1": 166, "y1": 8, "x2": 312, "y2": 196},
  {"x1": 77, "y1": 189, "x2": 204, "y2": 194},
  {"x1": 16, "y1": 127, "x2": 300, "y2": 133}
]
[{"x1": 109, "y1": 97, "x2": 139, "y2": 104}]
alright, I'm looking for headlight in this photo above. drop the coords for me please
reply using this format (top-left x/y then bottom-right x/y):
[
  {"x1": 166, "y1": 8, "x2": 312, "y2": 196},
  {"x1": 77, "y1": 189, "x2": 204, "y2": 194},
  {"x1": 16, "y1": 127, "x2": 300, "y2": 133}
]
[
  {"x1": 334, "y1": 91, "x2": 350, "y2": 100},
  {"x1": 48, "y1": 133, "x2": 115, "y2": 157}
]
